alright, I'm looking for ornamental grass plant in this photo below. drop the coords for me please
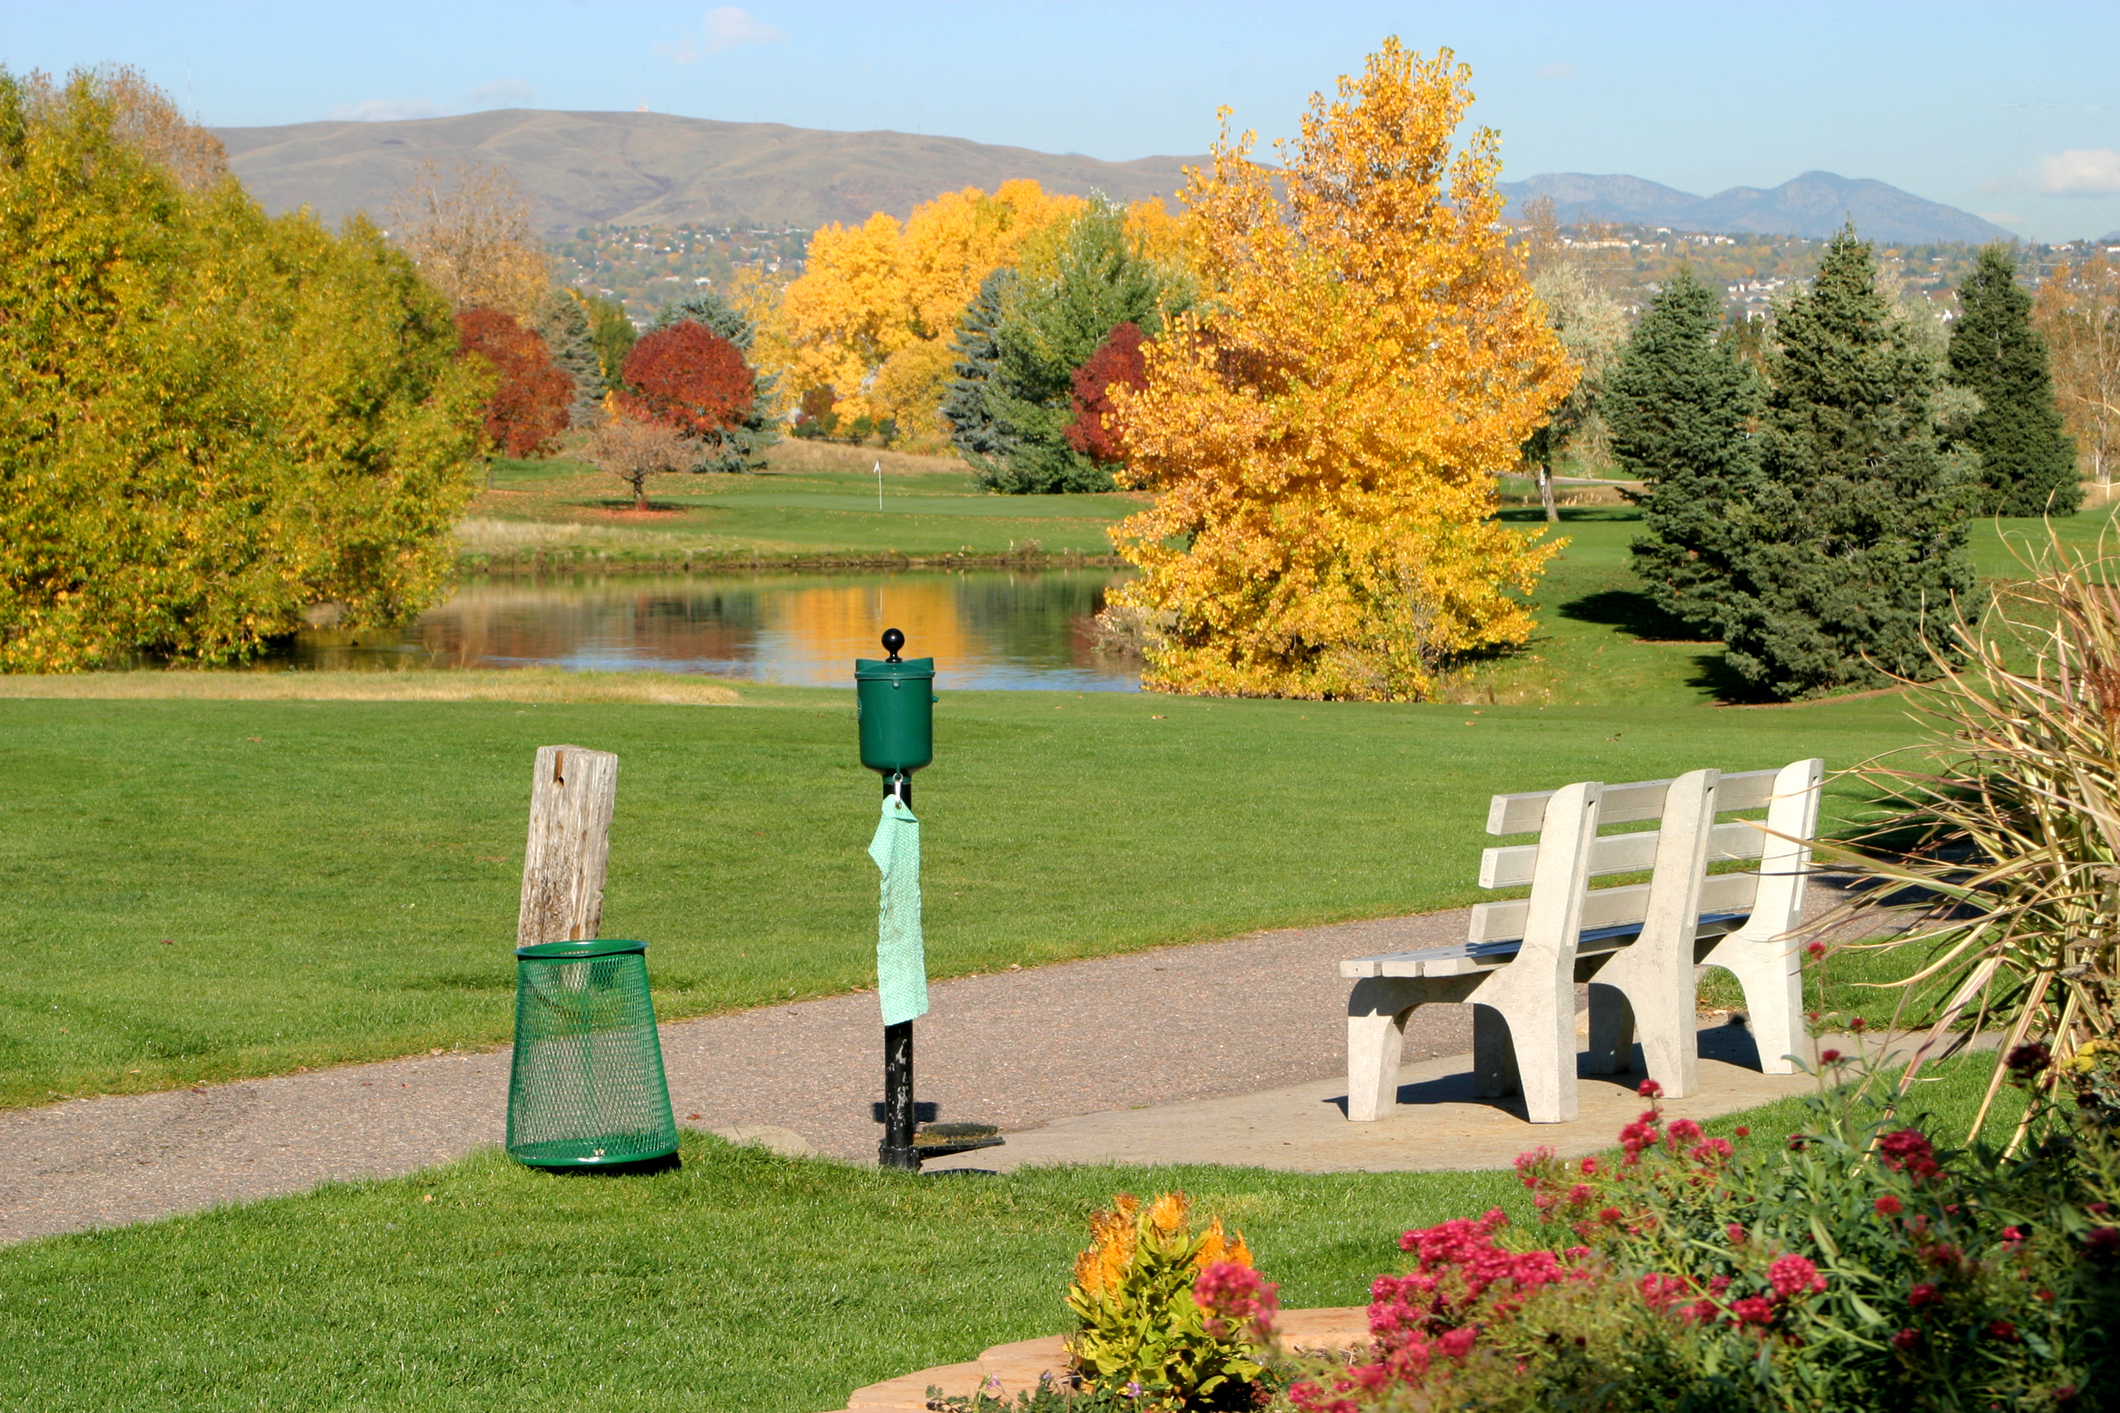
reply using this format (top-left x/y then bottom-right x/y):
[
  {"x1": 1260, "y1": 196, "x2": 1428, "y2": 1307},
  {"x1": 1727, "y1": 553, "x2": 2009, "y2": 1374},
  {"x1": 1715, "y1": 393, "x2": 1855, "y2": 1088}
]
[{"x1": 1804, "y1": 526, "x2": 2120, "y2": 1147}]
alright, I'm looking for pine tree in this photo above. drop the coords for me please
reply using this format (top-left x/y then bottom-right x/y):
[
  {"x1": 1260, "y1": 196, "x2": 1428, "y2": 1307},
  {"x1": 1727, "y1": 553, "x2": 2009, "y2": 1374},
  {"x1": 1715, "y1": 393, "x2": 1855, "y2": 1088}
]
[
  {"x1": 972, "y1": 200, "x2": 1184, "y2": 494},
  {"x1": 1947, "y1": 244, "x2": 2079, "y2": 515},
  {"x1": 941, "y1": 267, "x2": 1016, "y2": 463},
  {"x1": 1716, "y1": 227, "x2": 1977, "y2": 699},
  {"x1": 648, "y1": 287, "x2": 781, "y2": 472},
  {"x1": 535, "y1": 290, "x2": 605, "y2": 430},
  {"x1": 1607, "y1": 266, "x2": 1763, "y2": 635}
]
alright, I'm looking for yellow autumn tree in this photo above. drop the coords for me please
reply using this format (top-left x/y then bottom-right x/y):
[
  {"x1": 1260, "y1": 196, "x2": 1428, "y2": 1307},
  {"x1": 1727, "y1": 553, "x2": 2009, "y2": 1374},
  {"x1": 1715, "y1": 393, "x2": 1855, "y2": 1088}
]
[
  {"x1": 1107, "y1": 41, "x2": 1576, "y2": 701},
  {"x1": 763, "y1": 180, "x2": 1085, "y2": 447}
]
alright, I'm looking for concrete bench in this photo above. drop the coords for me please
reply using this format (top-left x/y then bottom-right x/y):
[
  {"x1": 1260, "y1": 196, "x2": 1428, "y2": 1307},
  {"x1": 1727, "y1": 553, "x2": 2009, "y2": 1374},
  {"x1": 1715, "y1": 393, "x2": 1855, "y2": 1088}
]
[{"x1": 1342, "y1": 759, "x2": 1823, "y2": 1125}]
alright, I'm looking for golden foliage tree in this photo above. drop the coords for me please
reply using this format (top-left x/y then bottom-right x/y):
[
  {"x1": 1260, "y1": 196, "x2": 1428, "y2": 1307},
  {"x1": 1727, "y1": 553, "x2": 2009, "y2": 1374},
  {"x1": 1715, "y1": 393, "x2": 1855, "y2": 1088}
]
[
  {"x1": 1106, "y1": 41, "x2": 1576, "y2": 700},
  {"x1": 388, "y1": 158, "x2": 550, "y2": 320},
  {"x1": 0, "y1": 68, "x2": 488, "y2": 672},
  {"x1": 2034, "y1": 252, "x2": 2120, "y2": 490},
  {"x1": 761, "y1": 180, "x2": 1085, "y2": 446}
]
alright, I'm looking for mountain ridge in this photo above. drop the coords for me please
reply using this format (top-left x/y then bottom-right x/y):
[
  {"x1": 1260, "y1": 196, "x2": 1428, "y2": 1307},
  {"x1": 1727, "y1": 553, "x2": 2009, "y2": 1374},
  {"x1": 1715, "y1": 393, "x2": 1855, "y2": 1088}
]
[
  {"x1": 1498, "y1": 170, "x2": 2014, "y2": 243},
  {"x1": 213, "y1": 109, "x2": 2014, "y2": 245}
]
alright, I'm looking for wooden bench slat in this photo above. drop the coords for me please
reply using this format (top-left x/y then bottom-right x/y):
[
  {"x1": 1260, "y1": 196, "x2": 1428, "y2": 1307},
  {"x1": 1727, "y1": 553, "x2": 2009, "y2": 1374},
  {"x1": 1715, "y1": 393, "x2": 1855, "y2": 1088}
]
[
  {"x1": 1470, "y1": 870, "x2": 1760, "y2": 944},
  {"x1": 1479, "y1": 819, "x2": 1767, "y2": 888},
  {"x1": 1484, "y1": 767, "x2": 1784, "y2": 836}
]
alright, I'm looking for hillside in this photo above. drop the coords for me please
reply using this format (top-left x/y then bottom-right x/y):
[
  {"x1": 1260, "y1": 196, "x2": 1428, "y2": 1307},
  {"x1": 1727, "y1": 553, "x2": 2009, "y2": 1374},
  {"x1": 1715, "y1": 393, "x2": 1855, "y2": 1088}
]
[
  {"x1": 212, "y1": 108, "x2": 1198, "y2": 235},
  {"x1": 213, "y1": 108, "x2": 2015, "y2": 248},
  {"x1": 1499, "y1": 170, "x2": 2013, "y2": 243}
]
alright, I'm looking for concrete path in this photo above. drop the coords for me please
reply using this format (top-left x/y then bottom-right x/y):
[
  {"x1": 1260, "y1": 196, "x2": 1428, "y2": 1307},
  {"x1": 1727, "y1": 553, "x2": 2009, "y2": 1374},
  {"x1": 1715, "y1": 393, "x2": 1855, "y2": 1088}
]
[
  {"x1": 923, "y1": 1018, "x2": 1817, "y2": 1175},
  {"x1": 0, "y1": 910, "x2": 1476, "y2": 1244},
  {"x1": 0, "y1": 892, "x2": 1853, "y2": 1245}
]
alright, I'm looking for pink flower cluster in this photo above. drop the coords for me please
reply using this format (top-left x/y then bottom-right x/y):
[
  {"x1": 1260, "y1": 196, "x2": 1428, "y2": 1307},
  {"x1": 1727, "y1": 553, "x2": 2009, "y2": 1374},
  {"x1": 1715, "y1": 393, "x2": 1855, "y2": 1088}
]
[
  {"x1": 1877, "y1": 1128, "x2": 1941, "y2": 1182},
  {"x1": 1287, "y1": 1211, "x2": 1587, "y2": 1411},
  {"x1": 1193, "y1": 1261, "x2": 1279, "y2": 1342}
]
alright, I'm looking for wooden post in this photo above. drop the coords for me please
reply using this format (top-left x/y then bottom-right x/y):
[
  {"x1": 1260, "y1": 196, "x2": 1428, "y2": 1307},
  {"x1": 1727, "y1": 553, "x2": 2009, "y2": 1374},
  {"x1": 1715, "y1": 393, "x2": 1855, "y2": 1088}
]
[{"x1": 517, "y1": 744, "x2": 620, "y2": 947}]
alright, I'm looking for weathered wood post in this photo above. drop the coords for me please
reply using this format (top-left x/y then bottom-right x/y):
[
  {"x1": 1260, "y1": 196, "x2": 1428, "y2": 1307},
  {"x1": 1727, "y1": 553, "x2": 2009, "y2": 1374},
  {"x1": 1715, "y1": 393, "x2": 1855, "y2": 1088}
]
[{"x1": 517, "y1": 744, "x2": 620, "y2": 946}]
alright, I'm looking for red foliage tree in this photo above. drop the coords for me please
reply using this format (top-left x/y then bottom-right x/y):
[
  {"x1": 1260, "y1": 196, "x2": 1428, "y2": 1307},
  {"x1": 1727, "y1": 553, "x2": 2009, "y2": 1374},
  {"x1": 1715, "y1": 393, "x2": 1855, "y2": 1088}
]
[
  {"x1": 1065, "y1": 322, "x2": 1148, "y2": 464},
  {"x1": 619, "y1": 320, "x2": 755, "y2": 437},
  {"x1": 454, "y1": 307, "x2": 572, "y2": 458}
]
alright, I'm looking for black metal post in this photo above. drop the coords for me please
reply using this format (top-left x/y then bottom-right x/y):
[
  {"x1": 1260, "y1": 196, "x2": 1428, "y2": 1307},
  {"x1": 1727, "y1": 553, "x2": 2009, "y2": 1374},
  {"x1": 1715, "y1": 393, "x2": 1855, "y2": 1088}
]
[{"x1": 879, "y1": 769, "x2": 919, "y2": 1170}]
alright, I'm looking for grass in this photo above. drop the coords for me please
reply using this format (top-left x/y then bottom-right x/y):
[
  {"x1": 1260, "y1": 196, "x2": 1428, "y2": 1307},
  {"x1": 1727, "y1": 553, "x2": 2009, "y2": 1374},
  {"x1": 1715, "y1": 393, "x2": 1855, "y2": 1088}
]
[
  {"x1": 0, "y1": 687, "x2": 1922, "y2": 1108},
  {"x1": 466, "y1": 440, "x2": 1140, "y2": 568},
  {"x1": 0, "y1": 1050, "x2": 2021, "y2": 1413}
]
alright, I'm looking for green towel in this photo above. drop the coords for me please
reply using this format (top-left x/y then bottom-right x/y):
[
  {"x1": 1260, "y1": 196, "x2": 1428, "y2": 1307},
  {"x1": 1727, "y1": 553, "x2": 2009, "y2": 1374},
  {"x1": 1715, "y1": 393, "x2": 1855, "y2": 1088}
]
[{"x1": 867, "y1": 794, "x2": 929, "y2": 1026}]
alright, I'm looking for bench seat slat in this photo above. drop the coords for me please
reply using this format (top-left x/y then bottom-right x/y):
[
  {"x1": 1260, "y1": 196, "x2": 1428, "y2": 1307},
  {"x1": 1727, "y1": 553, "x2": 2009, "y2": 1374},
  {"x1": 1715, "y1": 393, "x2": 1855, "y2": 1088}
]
[
  {"x1": 1340, "y1": 910, "x2": 1753, "y2": 980},
  {"x1": 1484, "y1": 767, "x2": 1783, "y2": 836}
]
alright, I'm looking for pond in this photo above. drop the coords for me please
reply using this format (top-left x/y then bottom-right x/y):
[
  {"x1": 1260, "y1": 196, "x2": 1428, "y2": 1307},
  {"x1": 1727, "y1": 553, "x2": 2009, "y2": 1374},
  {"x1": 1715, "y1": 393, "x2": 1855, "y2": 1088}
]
[{"x1": 275, "y1": 569, "x2": 1142, "y2": 691}]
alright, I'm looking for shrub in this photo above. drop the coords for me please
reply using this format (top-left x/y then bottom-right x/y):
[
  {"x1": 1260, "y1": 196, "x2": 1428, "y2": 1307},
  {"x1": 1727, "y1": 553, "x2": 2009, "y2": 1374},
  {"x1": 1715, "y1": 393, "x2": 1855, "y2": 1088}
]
[
  {"x1": 1063, "y1": 1192, "x2": 1270, "y2": 1411},
  {"x1": 1280, "y1": 1057, "x2": 2120, "y2": 1411}
]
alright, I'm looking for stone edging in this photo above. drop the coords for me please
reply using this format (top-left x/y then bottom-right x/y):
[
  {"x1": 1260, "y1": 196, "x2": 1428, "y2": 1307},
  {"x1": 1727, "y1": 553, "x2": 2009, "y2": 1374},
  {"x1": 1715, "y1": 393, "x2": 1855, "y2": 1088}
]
[{"x1": 830, "y1": 1306, "x2": 1372, "y2": 1412}]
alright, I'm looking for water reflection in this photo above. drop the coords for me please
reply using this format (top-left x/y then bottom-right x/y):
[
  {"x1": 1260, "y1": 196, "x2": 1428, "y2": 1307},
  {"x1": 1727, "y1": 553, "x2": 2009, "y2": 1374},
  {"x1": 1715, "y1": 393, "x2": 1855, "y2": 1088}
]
[{"x1": 276, "y1": 569, "x2": 1141, "y2": 691}]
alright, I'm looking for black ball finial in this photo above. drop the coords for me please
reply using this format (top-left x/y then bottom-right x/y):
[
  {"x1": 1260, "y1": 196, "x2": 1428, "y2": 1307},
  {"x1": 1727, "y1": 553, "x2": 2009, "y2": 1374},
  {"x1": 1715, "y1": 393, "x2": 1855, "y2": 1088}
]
[{"x1": 881, "y1": 627, "x2": 905, "y2": 662}]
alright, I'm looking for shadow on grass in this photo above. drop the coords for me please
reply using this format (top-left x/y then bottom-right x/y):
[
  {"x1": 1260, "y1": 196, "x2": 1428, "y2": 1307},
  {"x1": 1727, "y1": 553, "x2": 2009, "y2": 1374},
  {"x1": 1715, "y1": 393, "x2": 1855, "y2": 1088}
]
[
  {"x1": 1495, "y1": 505, "x2": 1643, "y2": 525},
  {"x1": 1558, "y1": 587, "x2": 1705, "y2": 642},
  {"x1": 1553, "y1": 586, "x2": 1767, "y2": 704}
]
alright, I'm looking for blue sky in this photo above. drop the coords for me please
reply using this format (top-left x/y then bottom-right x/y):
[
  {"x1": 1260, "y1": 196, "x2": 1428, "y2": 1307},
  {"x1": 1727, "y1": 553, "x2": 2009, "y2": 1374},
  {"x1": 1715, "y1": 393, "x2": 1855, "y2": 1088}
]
[{"x1": 7, "y1": 1, "x2": 2120, "y2": 241}]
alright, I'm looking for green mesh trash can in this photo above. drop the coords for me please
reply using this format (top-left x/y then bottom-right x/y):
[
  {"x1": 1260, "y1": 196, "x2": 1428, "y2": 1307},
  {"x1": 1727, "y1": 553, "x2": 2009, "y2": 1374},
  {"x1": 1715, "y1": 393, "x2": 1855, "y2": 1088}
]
[{"x1": 506, "y1": 939, "x2": 680, "y2": 1169}]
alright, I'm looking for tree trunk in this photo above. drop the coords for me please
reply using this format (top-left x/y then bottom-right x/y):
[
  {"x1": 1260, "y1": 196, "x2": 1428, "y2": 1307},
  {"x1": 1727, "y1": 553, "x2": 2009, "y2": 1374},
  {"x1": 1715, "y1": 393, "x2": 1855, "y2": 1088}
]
[
  {"x1": 634, "y1": 478, "x2": 648, "y2": 512},
  {"x1": 517, "y1": 745, "x2": 620, "y2": 946},
  {"x1": 1538, "y1": 462, "x2": 1559, "y2": 523}
]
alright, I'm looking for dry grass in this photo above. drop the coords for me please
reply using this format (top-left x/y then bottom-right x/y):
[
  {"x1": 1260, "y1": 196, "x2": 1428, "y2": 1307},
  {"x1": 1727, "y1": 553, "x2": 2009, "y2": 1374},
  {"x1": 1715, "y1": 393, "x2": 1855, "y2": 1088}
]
[
  {"x1": 0, "y1": 668, "x2": 741, "y2": 705},
  {"x1": 763, "y1": 439, "x2": 966, "y2": 477},
  {"x1": 453, "y1": 517, "x2": 745, "y2": 557}
]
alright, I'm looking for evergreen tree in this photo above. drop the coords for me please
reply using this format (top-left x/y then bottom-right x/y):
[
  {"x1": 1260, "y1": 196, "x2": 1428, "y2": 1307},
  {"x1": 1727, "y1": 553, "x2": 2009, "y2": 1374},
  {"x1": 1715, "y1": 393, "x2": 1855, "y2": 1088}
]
[
  {"x1": 647, "y1": 287, "x2": 781, "y2": 472},
  {"x1": 941, "y1": 267, "x2": 1016, "y2": 462},
  {"x1": 1608, "y1": 266, "x2": 1763, "y2": 635},
  {"x1": 971, "y1": 200, "x2": 1186, "y2": 493},
  {"x1": 581, "y1": 292, "x2": 636, "y2": 394},
  {"x1": 1946, "y1": 244, "x2": 2079, "y2": 515},
  {"x1": 1717, "y1": 227, "x2": 1977, "y2": 699},
  {"x1": 535, "y1": 290, "x2": 605, "y2": 430}
]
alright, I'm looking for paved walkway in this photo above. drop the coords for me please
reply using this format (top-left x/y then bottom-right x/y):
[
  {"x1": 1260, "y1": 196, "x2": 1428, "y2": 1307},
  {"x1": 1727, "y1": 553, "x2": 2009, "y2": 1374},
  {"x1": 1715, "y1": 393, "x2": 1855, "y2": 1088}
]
[{"x1": 0, "y1": 893, "x2": 1847, "y2": 1245}]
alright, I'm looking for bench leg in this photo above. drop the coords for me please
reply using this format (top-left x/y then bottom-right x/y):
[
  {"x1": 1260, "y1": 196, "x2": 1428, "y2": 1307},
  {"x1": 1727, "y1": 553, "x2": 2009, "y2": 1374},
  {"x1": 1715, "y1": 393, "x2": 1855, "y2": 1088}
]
[
  {"x1": 1712, "y1": 944, "x2": 1812, "y2": 1076},
  {"x1": 1472, "y1": 1004, "x2": 1520, "y2": 1099},
  {"x1": 1346, "y1": 979, "x2": 1420, "y2": 1122},
  {"x1": 1585, "y1": 983, "x2": 1636, "y2": 1076}
]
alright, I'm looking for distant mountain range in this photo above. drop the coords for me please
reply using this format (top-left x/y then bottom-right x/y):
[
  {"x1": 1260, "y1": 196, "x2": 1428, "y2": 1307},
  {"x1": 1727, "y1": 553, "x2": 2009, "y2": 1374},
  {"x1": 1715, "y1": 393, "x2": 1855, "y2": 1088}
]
[
  {"x1": 212, "y1": 109, "x2": 2014, "y2": 246},
  {"x1": 1498, "y1": 171, "x2": 2014, "y2": 244},
  {"x1": 212, "y1": 109, "x2": 1193, "y2": 235}
]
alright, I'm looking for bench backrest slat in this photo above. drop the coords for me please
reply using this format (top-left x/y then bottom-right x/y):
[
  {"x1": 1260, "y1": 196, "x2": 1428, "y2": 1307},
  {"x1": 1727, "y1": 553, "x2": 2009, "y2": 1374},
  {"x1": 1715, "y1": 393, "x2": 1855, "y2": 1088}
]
[
  {"x1": 1470, "y1": 869, "x2": 1760, "y2": 945},
  {"x1": 1479, "y1": 818, "x2": 1766, "y2": 888},
  {"x1": 1484, "y1": 767, "x2": 1783, "y2": 836}
]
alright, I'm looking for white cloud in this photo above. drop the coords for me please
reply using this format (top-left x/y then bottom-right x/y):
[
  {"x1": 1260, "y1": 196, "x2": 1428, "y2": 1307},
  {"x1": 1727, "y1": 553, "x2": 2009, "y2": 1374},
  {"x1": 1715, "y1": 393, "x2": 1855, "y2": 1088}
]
[
  {"x1": 1535, "y1": 62, "x2": 1578, "y2": 81},
  {"x1": 2039, "y1": 149, "x2": 2120, "y2": 195},
  {"x1": 702, "y1": 6, "x2": 784, "y2": 53},
  {"x1": 330, "y1": 97, "x2": 450, "y2": 122},
  {"x1": 467, "y1": 79, "x2": 537, "y2": 110},
  {"x1": 1977, "y1": 211, "x2": 2025, "y2": 227}
]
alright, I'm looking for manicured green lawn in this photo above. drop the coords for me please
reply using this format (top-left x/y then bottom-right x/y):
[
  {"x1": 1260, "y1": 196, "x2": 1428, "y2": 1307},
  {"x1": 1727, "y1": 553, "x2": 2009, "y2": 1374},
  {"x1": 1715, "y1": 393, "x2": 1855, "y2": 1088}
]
[
  {"x1": 0, "y1": 688, "x2": 1919, "y2": 1108},
  {"x1": 474, "y1": 450, "x2": 1140, "y2": 563},
  {"x1": 0, "y1": 1053, "x2": 2017, "y2": 1412}
]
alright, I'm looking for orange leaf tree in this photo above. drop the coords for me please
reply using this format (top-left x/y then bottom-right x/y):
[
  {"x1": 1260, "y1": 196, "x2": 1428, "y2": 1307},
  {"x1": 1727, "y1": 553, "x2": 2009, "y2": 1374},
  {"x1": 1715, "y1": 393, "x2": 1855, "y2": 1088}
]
[
  {"x1": 1108, "y1": 41, "x2": 1576, "y2": 701},
  {"x1": 455, "y1": 307, "x2": 571, "y2": 458},
  {"x1": 619, "y1": 320, "x2": 756, "y2": 441}
]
